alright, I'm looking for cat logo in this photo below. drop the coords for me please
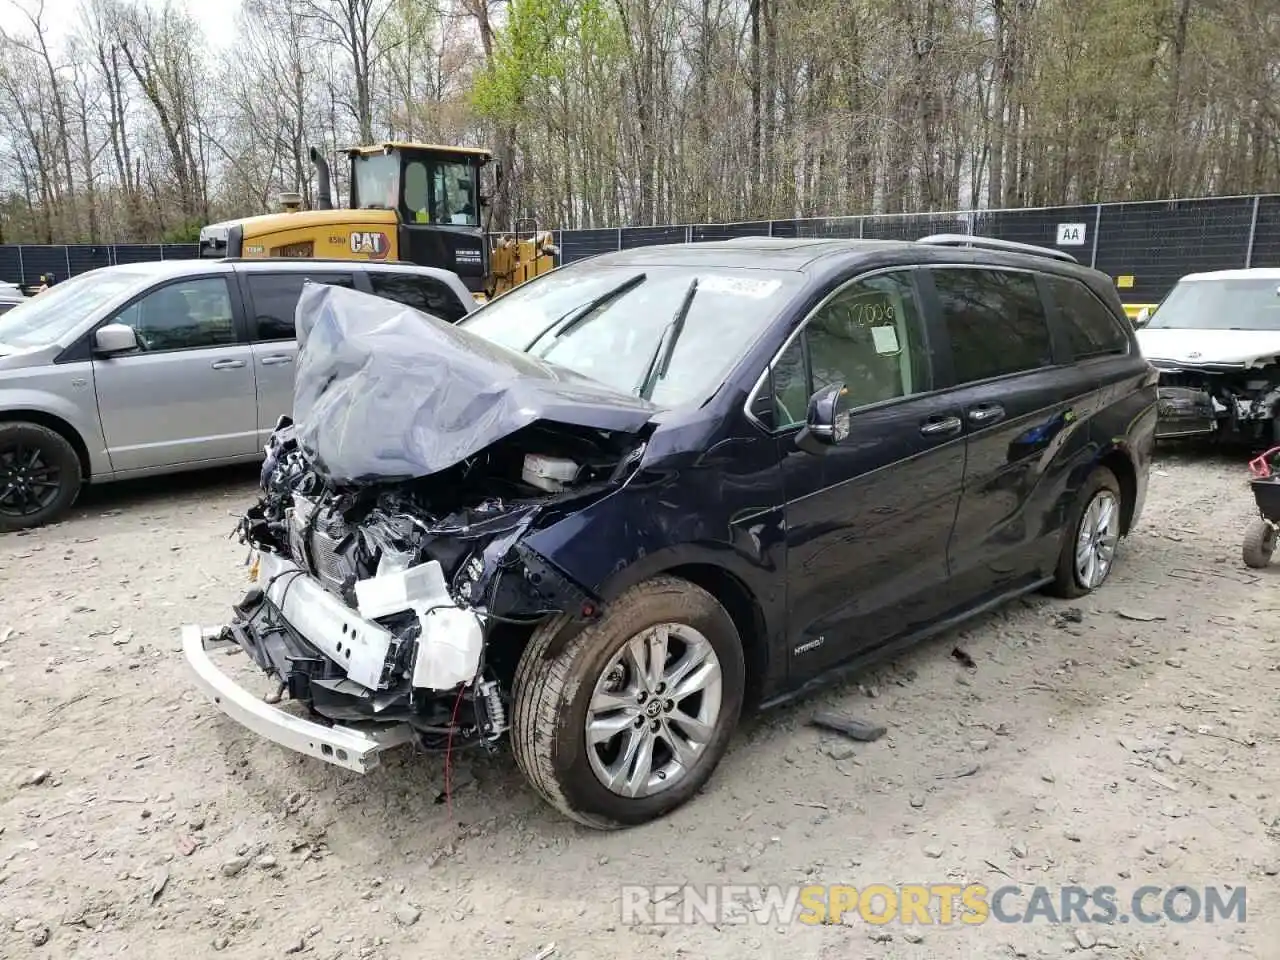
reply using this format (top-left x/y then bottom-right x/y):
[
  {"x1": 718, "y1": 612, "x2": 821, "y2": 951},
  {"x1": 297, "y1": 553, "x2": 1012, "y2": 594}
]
[{"x1": 349, "y1": 231, "x2": 389, "y2": 259}]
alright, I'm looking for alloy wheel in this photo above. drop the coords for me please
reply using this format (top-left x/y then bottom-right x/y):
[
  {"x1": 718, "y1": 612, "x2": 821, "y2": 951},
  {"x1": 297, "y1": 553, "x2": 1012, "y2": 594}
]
[
  {"x1": 0, "y1": 442, "x2": 62, "y2": 519},
  {"x1": 585, "y1": 623, "x2": 724, "y2": 799},
  {"x1": 1075, "y1": 489, "x2": 1119, "y2": 589}
]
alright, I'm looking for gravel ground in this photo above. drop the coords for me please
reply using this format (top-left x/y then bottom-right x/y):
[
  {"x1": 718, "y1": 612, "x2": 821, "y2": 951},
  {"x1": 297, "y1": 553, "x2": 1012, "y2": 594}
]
[{"x1": 2, "y1": 449, "x2": 1279, "y2": 959}]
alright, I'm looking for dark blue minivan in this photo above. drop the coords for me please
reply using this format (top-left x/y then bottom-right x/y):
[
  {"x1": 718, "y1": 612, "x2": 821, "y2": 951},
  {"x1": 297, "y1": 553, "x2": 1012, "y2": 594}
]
[{"x1": 185, "y1": 236, "x2": 1157, "y2": 829}]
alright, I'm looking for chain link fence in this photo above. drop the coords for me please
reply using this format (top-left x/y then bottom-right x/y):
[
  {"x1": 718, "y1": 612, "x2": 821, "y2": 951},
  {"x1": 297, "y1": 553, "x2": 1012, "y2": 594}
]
[{"x1": 2, "y1": 195, "x2": 1278, "y2": 305}]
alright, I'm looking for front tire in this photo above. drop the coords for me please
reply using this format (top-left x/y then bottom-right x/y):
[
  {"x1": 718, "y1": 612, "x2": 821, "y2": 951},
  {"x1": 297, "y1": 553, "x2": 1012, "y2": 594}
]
[
  {"x1": 0, "y1": 422, "x2": 82, "y2": 533},
  {"x1": 1242, "y1": 518, "x2": 1276, "y2": 569},
  {"x1": 1047, "y1": 465, "x2": 1123, "y2": 599},
  {"x1": 511, "y1": 575, "x2": 746, "y2": 829}
]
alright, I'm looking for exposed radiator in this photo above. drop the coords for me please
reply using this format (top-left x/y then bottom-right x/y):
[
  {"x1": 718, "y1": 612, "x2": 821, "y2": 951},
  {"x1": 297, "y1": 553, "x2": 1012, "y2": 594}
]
[{"x1": 288, "y1": 496, "x2": 355, "y2": 594}]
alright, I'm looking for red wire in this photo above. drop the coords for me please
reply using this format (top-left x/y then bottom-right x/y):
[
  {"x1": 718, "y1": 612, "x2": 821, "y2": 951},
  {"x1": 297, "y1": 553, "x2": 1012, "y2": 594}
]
[{"x1": 444, "y1": 686, "x2": 466, "y2": 820}]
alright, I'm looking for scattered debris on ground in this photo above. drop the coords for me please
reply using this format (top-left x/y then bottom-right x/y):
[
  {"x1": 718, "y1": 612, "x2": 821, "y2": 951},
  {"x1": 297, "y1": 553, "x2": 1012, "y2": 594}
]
[
  {"x1": 809, "y1": 711, "x2": 887, "y2": 742},
  {"x1": 1, "y1": 453, "x2": 1276, "y2": 958}
]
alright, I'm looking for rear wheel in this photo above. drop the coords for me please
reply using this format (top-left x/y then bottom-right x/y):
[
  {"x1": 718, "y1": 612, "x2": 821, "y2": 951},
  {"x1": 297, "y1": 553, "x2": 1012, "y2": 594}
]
[
  {"x1": 511, "y1": 575, "x2": 745, "y2": 829},
  {"x1": 1047, "y1": 466, "x2": 1123, "y2": 599},
  {"x1": 1242, "y1": 518, "x2": 1276, "y2": 569},
  {"x1": 0, "y1": 422, "x2": 81, "y2": 533}
]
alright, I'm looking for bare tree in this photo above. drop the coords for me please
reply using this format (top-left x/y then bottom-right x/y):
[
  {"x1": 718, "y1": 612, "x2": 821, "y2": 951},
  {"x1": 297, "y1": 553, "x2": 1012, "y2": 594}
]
[
  {"x1": 298, "y1": 0, "x2": 397, "y2": 143},
  {"x1": 0, "y1": 0, "x2": 1276, "y2": 244}
]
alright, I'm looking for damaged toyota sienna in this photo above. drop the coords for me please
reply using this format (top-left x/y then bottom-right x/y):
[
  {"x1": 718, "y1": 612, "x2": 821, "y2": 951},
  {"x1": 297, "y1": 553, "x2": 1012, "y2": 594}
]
[{"x1": 183, "y1": 236, "x2": 1156, "y2": 828}]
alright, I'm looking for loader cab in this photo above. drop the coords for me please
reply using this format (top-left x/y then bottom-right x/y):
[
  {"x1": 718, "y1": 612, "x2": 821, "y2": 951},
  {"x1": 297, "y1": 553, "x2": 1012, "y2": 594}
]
[{"x1": 348, "y1": 143, "x2": 492, "y2": 293}]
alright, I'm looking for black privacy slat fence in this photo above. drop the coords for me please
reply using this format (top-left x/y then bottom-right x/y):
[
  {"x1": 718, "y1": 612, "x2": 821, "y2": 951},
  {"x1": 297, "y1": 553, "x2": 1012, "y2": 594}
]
[
  {"x1": 0, "y1": 243, "x2": 198, "y2": 289},
  {"x1": 3, "y1": 195, "x2": 1277, "y2": 304},
  {"x1": 552, "y1": 195, "x2": 1280, "y2": 304}
]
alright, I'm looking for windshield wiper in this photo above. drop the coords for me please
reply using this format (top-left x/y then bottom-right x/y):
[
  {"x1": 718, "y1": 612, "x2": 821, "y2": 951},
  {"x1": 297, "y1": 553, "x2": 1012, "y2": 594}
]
[
  {"x1": 523, "y1": 272, "x2": 648, "y2": 353},
  {"x1": 638, "y1": 278, "x2": 698, "y2": 401}
]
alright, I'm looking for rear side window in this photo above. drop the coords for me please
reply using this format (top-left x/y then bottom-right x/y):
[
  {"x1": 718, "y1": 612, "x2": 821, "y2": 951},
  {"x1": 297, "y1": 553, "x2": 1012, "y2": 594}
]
[
  {"x1": 932, "y1": 268, "x2": 1052, "y2": 384},
  {"x1": 368, "y1": 272, "x2": 469, "y2": 323},
  {"x1": 1047, "y1": 276, "x2": 1130, "y2": 358},
  {"x1": 248, "y1": 273, "x2": 355, "y2": 340}
]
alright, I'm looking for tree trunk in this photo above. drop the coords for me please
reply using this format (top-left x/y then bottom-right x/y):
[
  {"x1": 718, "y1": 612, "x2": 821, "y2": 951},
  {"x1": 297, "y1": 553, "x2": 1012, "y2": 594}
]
[{"x1": 987, "y1": 0, "x2": 1007, "y2": 208}]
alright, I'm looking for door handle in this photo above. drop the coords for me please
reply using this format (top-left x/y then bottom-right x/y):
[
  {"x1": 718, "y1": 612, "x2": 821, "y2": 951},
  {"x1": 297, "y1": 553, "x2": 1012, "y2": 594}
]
[
  {"x1": 259, "y1": 355, "x2": 293, "y2": 366},
  {"x1": 211, "y1": 358, "x2": 246, "y2": 370},
  {"x1": 920, "y1": 415, "x2": 963, "y2": 437},
  {"x1": 967, "y1": 403, "x2": 1005, "y2": 425}
]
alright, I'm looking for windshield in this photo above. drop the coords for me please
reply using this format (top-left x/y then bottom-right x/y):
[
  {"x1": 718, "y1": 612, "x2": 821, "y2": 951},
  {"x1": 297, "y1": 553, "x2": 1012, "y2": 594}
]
[
  {"x1": 0, "y1": 271, "x2": 144, "y2": 349},
  {"x1": 1147, "y1": 278, "x2": 1280, "y2": 331},
  {"x1": 352, "y1": 153, "x2": 399, "y2": 210},
  {"x1": 458, "y1": 261, "x2": 803, "y2": 407}
]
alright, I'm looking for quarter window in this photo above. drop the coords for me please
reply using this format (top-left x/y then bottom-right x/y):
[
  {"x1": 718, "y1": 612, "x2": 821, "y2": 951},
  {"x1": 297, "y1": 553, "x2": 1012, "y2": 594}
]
[
  {"x1": 248, "y1": 273, "x2": 355, "y2": 341},
  {"x1": 368, "y1": 272, "x2": 468, "y2": 323},
  {"x1": 932, "y1": 268, "x2": 1052, "y2": 384},
  {"x1": 768, "y1": 271, "x2": 932, "y2": 429},
  {"x1": 111, "y1": 277, "x2": 236, "y2": 351},
  {"x1": 1047, "y1": 275, "x2": 1129, "y2": 359}
]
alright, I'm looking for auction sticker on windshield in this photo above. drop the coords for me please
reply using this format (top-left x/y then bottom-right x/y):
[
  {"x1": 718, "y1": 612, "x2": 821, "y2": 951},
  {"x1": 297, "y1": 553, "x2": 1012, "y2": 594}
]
[{"x1": 699, "y1": 275, "x2": 782, "y2": 298}]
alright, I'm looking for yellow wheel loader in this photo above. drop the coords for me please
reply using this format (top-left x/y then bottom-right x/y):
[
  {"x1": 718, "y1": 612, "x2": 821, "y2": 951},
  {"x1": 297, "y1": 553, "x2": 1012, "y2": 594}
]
[{"x1": 198, "y1": 143, "x2": 557, "y2": 301}]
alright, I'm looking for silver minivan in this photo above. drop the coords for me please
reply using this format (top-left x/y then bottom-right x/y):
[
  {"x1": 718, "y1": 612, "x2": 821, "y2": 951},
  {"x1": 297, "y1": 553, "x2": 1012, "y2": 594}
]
[
  {"x1": 0, "y1": 258, "x2": 475, "y2": 531},
  {"x1": 0, "y1": 282, "x2": 23, "y2": 315}
]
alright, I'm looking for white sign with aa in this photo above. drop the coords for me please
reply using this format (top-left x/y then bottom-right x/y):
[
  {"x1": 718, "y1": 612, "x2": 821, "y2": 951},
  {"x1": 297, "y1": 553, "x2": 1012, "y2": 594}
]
[{"x1": 1056, "y1": 223, "x2": 1087, "y2": 246}]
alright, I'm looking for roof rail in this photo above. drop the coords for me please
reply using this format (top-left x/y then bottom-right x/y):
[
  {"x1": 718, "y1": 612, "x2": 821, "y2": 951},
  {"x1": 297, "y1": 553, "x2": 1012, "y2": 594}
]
[{"x1": 916, "y1": 233, "x2": 1078, "y2": 264}]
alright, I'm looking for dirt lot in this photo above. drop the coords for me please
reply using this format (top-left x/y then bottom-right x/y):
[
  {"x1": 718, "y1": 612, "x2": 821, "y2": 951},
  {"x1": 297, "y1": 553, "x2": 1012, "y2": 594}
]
[{"x1": 2, "y1": 450, "x2": 1278, "y2": 959}]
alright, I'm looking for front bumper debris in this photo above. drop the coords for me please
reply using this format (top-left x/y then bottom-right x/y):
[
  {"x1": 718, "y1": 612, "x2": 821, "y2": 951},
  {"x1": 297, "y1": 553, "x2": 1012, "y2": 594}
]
[
  {"x1": 1155, "y1": 386, "x2": 1216, "y2": 438},
  {"x1": 181, "y1": 624, "x2": 415, "y2": 773},
  {"x1": 182, "y1": 547, "x2": 492, "y2": 772}
]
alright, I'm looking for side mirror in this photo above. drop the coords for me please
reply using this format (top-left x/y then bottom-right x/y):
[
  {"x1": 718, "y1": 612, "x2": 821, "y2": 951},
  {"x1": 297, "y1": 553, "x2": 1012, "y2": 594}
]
[
  {"x1": 795, "y1": 382, "x2": 852, "y2": 455},
  {"x1": 93, "y1": 323, "x2": 139, "y2": 355},
  {"x1": 1134, "y1": 307, "x2": 1151, "y2": 327}
]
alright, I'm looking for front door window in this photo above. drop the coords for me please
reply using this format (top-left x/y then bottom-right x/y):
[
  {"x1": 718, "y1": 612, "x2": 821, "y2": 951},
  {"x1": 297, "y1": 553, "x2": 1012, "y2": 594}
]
[
  {"x1": 111, "y1": 277, "x2": 236, "y2": 351},
  {"x1": 769, "y1": 271, "x2": 932, "y2": 429}
]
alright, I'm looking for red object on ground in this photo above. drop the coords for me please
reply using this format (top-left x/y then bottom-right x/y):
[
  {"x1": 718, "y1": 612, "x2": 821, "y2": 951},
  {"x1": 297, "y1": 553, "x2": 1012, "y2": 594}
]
[{"x1": 1248, "y1": 446, "x2": 1280, "y2": 478}]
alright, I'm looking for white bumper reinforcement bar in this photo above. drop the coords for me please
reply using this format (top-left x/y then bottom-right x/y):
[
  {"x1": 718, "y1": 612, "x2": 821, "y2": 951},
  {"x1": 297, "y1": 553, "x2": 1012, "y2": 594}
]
[{"x1": 181, "y1": 624, "x2": 414, "y2": 774}]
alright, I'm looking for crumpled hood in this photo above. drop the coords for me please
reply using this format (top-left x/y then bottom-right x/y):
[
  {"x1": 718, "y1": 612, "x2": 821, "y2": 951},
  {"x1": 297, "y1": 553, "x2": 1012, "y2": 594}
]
[
  {"x1": 292, "y1": 283, "x2": 658, "y2": 484},
  {"x1": 1137, "y1": 327, "x2": 1280, "y2": 367}
]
